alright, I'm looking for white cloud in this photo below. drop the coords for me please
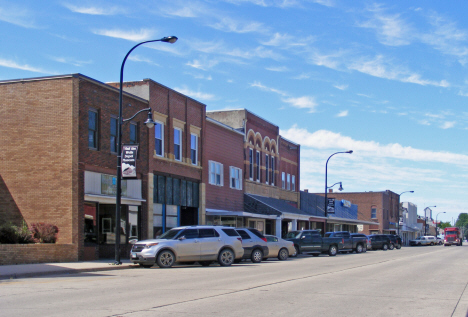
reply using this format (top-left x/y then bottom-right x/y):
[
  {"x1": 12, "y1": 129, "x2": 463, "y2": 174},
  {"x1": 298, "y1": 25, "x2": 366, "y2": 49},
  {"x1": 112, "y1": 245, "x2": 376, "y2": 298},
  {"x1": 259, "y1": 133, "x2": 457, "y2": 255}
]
[
  {"x1": 186, "y1": 58, "x2": 219, "y2": 70},
  {"x1": 49, "y1": 56, "x2": 92, "y2": 67},
  {"x1": 209, "y1": 17, "x2": 266, "y2": 34},
  {"x1": 334, "y1": 84, "x2": 348, "y2": 90},
  {"x1": 441, "y1": 121, "x2": 456, "y2": 129},
  {"x1": 282, "y1": 96, "x2": 318, "y2": 113},
  {"x1": 250, "y1": 81, "x2": 288, "y2": 96},
  {"x1": 293, "y1": 73, "x2": 310, "y2": 80},
  {"x1": 63, "y1": 4, "x2": 124, "y2": 15},
  {"x1": 266, "y1": 66, "x2": 289, "y2": 72},
  {"x1": 0, "y1": 58, "x2": 54, "y2": 74},
  {"x1": 336, "y1": 110, "x2": 348, "y2": 117},
  {"x1": 280, "y1": 126, "x2": 468, "y2": 166},
  {"x1": 92, "y1": 28, "x2": 156, "y2": 42},
  {"x1": 128, "y1": 55, "x2": 159, "y2": 66},
  {"x1": 173, "y1": 86, "x2": 215, "y2": 101},
  {"x1": 0, "y1": 4, "x2": 36, "y2": 28}
]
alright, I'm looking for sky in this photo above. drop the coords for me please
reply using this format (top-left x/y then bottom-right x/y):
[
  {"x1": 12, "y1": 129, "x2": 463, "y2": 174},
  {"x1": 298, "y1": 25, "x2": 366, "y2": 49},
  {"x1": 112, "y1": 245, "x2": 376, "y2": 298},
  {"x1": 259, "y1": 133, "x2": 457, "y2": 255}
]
[{"x1": 1, "y1": 0, "x2": 467, "y2": 224}]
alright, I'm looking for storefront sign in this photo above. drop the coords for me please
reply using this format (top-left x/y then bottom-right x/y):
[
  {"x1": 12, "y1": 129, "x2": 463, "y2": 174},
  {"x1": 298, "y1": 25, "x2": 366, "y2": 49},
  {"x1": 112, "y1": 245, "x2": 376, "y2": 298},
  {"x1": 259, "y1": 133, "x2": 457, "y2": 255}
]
[
  {"x1": 341, "y1": 199, "x2": 351, "y2": 208},
  {"x1": 121, "y1": 145, "x2": 138, "y2": 178},
  {"x1": 327, "y1": 198, "x2": 335, "y2": 214}
]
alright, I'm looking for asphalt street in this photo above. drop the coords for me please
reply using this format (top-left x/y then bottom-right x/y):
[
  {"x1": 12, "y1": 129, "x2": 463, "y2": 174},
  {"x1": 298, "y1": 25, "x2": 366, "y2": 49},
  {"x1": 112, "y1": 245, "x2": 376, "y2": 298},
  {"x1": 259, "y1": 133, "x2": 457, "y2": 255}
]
[{"x1": 0, "y1": 245, "x2": 467, "y2": 317}]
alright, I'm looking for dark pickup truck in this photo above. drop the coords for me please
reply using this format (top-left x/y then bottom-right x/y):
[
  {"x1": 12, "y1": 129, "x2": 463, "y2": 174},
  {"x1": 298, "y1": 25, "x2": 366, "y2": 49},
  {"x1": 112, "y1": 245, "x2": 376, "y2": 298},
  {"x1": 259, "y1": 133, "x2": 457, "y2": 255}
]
[
  {"x1": 285, "y1": 230, "x2": 343, "y2": 256},
  {"x1": 324, "y1": 231, "x2": 368, "y2": 253}
]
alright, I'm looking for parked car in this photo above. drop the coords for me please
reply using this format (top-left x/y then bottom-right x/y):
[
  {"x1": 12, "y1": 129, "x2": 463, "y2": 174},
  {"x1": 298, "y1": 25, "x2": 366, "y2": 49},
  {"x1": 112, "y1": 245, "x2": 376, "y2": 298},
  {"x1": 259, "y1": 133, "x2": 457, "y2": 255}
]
[
  {"x1": 130, "y1": 226, "x2": 244, "y2": 268},
  {"x1": 235, "y1": 228, "x2": 269, "y2": 263},
  {"x1": 409, "y1": 236, "x2": 437, "y2": 246},
  {"x1": 385, "y1": 234, "x2": 402, "y2": 250},
  {"x1": 285, "y1": 230, "x2": 343, "y2": 256},
  {"x1": 263, "y1": 235, "x2": 296, "y2": 260},
  {"x1": 436, "y1": 237, "x2": 444, "y2": 245},
  {"x1": 350, "y1": 233, "x2": 371, "y2": 251},
  {"x1": 324, "y1": 231, "x2": 368, "y2": 253},
  {"x1": 368, "y1": 234, "x2": 391, "y2": 251}
]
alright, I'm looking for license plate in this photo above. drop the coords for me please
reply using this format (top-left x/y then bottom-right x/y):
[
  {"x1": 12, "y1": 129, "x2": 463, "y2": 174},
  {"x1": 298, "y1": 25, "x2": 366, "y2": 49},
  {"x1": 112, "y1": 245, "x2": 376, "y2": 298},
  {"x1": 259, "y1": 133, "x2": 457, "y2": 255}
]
[{"x1": 131, "y1": 252, "x2": 137, "y2": 258}]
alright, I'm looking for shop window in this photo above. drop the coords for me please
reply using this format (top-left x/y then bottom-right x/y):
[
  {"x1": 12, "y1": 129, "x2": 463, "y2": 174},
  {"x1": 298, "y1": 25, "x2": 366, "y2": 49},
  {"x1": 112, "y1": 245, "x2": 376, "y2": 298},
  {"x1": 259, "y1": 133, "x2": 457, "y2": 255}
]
[
  {"x1": 191, "y1": 133, "x2": 198, "y2": 165},
  {"x1": 249, "y1": 148, "x2": 253, "y2": 180},
  {"x1": 265, "y1": 154, "x2": 269, "y2": 184},
  {"x1": 129, "y1": 122, "x2": 138, "y2": 144},
  {"x1": 84, "y1": 202, "x2": 98, "y2": 245},
  {"x1": 271, "y1": 156, "x2": 275, "y2": 186},
  {"x1": 287, "y1": 174, "x2": 291, "y2": 190},
  {"x1": 282, "y1": 172, "x2": 285, "y2": 189},
  {"x1": 209, "y1": 161, "x2": 223, "y2": 186},
  {"x1": 256, "y1": 151, "x2": 260, "y2": 182},
  {"x1": 98, "y1": 204, "x2": 127, "y2": 245},
  {"x1": 174, "y1": 128, "x2": 182, "y2": 161},
  {"x1": 292, "y1": 175, "x2": 296, "y2": 191},
  {"x1": 110, "y1": 117, "x2": 118, "y2": 153},
  {"x1": 230, "y1": 166, "x2": 242, "y2": 190},
  {"x1": 371, "y1": 207, "x2": 377, "y2": 219}
]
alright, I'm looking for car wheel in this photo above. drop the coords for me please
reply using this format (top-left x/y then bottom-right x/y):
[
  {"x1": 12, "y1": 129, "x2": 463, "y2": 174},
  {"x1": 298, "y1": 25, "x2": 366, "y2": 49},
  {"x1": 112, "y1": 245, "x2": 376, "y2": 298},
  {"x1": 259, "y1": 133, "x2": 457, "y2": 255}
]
[
  {"x1": 251, "y1": 249, "x2": 264, "y2": 263},
  {"x1": 430, "y1": 242, "x2": 434, "y2": 246},
  {"x1": 218, "y1": 249, "x2": 234, "y2": 266},
  {"x1": 389, "y1": 243, "x2": 394, "y2": 250},
  {"x1": 278, "y1": 248, "x2": 289, "y2": 261},
  {"x1": 328, "y1": 245, "x2": 338, "y2": 256},
  {"x1": 199, "y1": 261, "x2": 213, "y2": 267},
  {"x1": 396, "y1": 244, "x2": 401, "y2": 249},
  {"x1": 363, "y1": 246, "x2": 367, "y2": 252},
  {"x1": 294, "y1": 245, "x2": 301, "y2": 256},
  {"x1": 382, "y1": 244, "x2": 388, "y2": 251},
  {"x1": 139, "y1": 263, "x2": 153, "y2": 268},
  {"x1": 156, "y1": 250, "x2": 175, "y2": 268},
  {"x1": 356, "y1": 244, "x2": 363, "y2": 254}
]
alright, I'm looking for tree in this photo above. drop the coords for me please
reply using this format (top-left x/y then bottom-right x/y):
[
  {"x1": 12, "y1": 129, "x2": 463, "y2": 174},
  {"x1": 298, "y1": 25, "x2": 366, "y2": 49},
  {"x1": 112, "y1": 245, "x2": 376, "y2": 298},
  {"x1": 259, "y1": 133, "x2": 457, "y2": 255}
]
[
  {"x1": 455, "y1": 213, "x2": 468, "y2": 239},
  {"x1": 439, "y1": 221, "x2": 452, "y2": 230}
]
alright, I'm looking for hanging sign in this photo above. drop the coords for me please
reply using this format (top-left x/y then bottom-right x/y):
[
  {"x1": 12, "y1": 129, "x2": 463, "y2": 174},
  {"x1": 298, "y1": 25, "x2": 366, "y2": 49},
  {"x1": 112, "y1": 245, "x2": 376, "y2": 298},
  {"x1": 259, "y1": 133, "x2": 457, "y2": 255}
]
[
  {"x1": 327, "y1": 198, "x2": 335, "y2": 214},
  {"x1": 121, "y1": 145, "x2": 138, "y2": 178}
]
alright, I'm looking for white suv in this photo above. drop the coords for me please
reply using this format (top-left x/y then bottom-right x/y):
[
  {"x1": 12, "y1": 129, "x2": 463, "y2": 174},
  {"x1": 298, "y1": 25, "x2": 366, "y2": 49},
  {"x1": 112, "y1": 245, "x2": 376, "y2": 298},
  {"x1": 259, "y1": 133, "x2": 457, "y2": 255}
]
[{"x1": 131, "y1": 226, "x2": 244, "y2": 268}]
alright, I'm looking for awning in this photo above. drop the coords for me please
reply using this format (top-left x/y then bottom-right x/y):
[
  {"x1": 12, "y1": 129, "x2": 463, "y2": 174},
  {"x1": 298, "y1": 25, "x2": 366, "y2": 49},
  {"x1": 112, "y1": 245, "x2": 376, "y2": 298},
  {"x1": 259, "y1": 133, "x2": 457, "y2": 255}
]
[
  {"x1": 244, "y1": 194, "x2": 311, "y2": 220},
  {"x1": 205, "y1": 209, "x2": 278, "y2": 219},
  {"x1": 327, "y1": 217, "x2": 380, "y2": 226},
  {"x1": 85, "y1": 194, "x2": 145, "y2": 206}
]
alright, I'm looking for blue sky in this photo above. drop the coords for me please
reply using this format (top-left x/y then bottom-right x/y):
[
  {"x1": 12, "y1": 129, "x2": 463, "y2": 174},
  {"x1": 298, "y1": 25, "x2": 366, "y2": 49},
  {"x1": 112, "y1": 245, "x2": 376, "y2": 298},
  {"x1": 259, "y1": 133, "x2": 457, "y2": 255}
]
[{"x1": 1, "y1": 0, "x2": 467, "y2": 224}]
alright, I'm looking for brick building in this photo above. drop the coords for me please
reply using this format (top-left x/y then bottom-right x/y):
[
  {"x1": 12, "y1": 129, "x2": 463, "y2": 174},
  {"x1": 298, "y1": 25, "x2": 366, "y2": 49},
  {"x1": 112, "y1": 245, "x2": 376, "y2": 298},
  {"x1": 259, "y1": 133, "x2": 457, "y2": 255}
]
[
  {"x1": 206, "y1": 110, "x2": 306, "y2": 237},
  {"x1": 0, "y1": 74, "x2": 151, "y2": 262},
  {"x1": 318, "y1": 190, "x2": 400, "y2": 235}
]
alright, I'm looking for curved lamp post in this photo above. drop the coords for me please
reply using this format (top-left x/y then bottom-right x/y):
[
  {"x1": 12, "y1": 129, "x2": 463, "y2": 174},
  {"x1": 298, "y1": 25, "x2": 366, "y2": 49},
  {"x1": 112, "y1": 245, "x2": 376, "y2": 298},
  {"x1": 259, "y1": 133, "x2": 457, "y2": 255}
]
[
  {"x1": 324, "y1": 150, "x2": 353, "y2": 233},
  {"x1": 397, "y1": 190, "x2": 414, "y2": 236},
  {"x1": 435, "y1": 211, "x2": 446, "y2": 238},
  {"x1": 327, "y1": 182, "x2": 344, "y2": 191},
  {"x1": 423, "y1": 206, "x2": 436, "y2": 236},
  {"x1": 114, "y1": 36, "x2": 178, "y2": 265}
]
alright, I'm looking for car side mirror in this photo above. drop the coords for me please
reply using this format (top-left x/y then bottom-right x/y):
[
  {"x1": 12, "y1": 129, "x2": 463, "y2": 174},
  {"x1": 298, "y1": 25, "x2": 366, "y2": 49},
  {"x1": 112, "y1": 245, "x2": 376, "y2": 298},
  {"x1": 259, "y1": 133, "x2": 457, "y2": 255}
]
[
  {"x1": 301, "y1": 236, "x2": 306, "y2": 239},
  {"x1": 178, "y1": 236, "x2": 186, "y2": 241}
]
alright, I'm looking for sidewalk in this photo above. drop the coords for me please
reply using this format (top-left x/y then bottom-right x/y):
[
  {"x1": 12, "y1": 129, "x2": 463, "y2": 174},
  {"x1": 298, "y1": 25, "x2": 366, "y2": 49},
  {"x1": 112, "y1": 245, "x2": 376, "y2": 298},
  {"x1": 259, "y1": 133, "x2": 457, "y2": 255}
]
[{"x1": 0, "y1": 259, "x2": 139, "y2": 280}]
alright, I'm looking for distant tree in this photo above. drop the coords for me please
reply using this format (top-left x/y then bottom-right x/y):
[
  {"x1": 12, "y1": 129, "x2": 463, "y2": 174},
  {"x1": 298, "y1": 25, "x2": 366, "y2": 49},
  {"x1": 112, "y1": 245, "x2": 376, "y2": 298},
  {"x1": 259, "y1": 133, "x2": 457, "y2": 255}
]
[
  {"x1": 439, "y1": 222, "x2": 452, "y2": 230},
  {"x1": 455, "y1": 213, "x2": 468, "y2": 239}
]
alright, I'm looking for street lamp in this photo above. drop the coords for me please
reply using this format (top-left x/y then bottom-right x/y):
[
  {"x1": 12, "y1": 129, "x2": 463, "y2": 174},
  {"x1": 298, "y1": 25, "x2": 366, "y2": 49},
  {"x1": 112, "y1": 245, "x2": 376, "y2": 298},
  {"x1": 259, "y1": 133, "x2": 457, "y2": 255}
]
[
  {"x1": 423, "y1": 206, "x2": 436, "y2": 236},
  {"x1": 324, "y1": 150, "x2": 353, "y2": 233},
  {"x1": 397, "y1": 190, "x2": 414, "y2": 236},
  {"x1": 114, "y1": 36, "x2": 178, "y2": 265},
  {"x1": 435, "y1": 212, "x2": 446, "y2": 238},
  {"x1": 328, "y1": 182, "x2": 344, "y2": 191}
]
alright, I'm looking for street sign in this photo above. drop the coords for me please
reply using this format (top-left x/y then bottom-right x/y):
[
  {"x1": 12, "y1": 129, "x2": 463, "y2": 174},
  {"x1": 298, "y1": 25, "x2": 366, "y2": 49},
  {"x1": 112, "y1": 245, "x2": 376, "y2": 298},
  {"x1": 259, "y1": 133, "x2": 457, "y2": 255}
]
[{"x1": 327, "y1": 198, "x2": 335, "y2": 214}]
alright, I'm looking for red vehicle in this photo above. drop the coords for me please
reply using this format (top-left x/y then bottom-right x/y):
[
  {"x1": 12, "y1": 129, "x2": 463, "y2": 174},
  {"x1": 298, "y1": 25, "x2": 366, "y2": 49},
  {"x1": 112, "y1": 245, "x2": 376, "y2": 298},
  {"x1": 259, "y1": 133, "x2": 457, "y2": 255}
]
[{"x1": 444, "y1": 227, "x2": 463, "y2": 246}]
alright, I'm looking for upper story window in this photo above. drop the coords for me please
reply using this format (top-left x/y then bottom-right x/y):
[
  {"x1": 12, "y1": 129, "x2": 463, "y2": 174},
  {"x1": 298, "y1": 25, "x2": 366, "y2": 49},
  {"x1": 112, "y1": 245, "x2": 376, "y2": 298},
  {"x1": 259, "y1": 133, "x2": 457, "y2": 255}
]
[
  {"x1": 282, "y1": 172, "x2": 285, "y2": 189},
  {"x1": 249, "y1": 148, "x2": 253, "y2": 180},
  {"x1": 209, "y1": 161, "x2": 223, "y2": 186},
  {"x1": 271, "y1": 156, "x2": 275, "y2": 186},
  {"x1": 191, "y1": 134, "x2": 198, "y2": 165},
  {"x1": 88, "y1": 109, "x2": 98, "y2": 149},
  {"x1": 129, "y1": 122, "x2": 138, "y2": 144},
  {"x1": 371, "y1": 207, "x2": 377, "y2": 219},
  {"x1": 174, "y1": 128, "x2": 182, "y2": 161},
  {"x1": 230, "y1": 166, "x2": 242, "y2": 190},
  {"x1": 287, "y1": 174, "x2": 291, "y2": 190},
  {"x1": 110, "y1": 117, "x2": 118, "y2": 153},
  {"x1": 265, "y1": 154, "x2": 269, "y2": 184},
  {"x1": 256, "y1": 150, "x2": 260, "y2": 182},
  {"x1": 154, "y1": 122, "x2": 164, "y2": 157},
  {"x1": 292, "y1": 175, "x2": 296, "y2": 191}
]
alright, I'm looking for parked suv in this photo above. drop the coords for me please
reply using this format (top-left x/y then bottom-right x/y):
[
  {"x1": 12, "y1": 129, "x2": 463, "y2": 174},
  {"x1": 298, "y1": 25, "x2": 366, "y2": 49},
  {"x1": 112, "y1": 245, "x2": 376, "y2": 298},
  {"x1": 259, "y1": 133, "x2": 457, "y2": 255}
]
[
  {"x1": 385, "y1": 234, "x2": 402, "y2": 250},
  {"x1": 368, "y1": 234, "x2": 391, "y2": 251},
  {"x1": 235, "y1": 228, "x2": 269, "y2": 263},
  {"x1": 130, "y1": 226, "x2": 244, "y2": 268},
  {"x1": 409, "y1": 236, "x2": 437, "y2": 246}
]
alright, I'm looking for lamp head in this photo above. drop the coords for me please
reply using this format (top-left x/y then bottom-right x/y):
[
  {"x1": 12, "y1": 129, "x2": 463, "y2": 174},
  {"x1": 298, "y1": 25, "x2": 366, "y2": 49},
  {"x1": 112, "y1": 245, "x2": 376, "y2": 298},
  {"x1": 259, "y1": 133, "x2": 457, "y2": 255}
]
[
  {"x1": 346, "y1": 150, "x2": 353, "y2": 154},
  {"x1": 144, "y1": 110, "x2": 155, "y2": 129},
  {"x1": 161, "y1": 36, "x2": 178, "y2": 44},
  {"x1": 338, "y1": 182, "x2": 343, "y2": 191}
]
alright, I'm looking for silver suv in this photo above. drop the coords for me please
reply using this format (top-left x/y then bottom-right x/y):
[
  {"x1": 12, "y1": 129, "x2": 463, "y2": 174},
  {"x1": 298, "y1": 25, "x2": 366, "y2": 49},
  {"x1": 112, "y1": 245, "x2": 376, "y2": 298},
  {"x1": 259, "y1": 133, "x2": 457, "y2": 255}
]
[
  {"x1": 131, "y1": 226, "x2": 244, "y2": 268},
  {"x1": 235, "y1": 228, "x2": 269, "y2": 263}
]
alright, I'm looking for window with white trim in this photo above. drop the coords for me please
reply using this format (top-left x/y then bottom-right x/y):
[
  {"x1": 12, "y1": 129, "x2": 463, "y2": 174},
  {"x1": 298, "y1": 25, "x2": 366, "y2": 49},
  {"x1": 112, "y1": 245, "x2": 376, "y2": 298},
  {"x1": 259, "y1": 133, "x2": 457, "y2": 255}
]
[
  {"x1": 154, "y1": 122, "x2": 164, "y2": 157},
  {"x1": 209, "y1": 161, "x2": 223, "y2": 186},
  {"x1": 265, "y1": 154, "x2": 269, "y2": 184},
  {"x1": 174, "y1": 128, "x2": 182, "y2": 161},
  {"x1": 256, "y1": 150, "x2": 260, "y2": 182},
  {"x1": 287, "y1": 174, "x2": 291, "y2": 190},
  {"x1": 282, "y1": 172, "x2": 285, "y2": 189},
  {"x1": 230, "y1": 166, "x2": 242, "y2": 190},
  {"x1": 249, "y1": 148, "x2": 253, "y2": 180},
  {"x1": 190, "y1": 133, "x2": 198, "y2": 165},
  {"x1": 292, "y1": 175, "x2": 296, "y2": 191}
]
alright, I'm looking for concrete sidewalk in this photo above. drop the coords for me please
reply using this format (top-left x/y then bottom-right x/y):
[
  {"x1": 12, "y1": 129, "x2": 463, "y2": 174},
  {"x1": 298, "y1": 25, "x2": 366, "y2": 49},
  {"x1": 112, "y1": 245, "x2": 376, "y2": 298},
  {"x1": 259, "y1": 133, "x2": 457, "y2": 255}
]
[{"x1": 0, "y1": 259, "x2": 139, "y2": 280}]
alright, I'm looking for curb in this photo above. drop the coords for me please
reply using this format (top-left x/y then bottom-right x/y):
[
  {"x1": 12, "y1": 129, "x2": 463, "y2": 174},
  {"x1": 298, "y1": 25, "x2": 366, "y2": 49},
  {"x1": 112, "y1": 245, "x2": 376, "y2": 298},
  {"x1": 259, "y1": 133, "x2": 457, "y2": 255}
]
[{"x1": 0, "y1": 264, "x2": 140, "y2": 280}]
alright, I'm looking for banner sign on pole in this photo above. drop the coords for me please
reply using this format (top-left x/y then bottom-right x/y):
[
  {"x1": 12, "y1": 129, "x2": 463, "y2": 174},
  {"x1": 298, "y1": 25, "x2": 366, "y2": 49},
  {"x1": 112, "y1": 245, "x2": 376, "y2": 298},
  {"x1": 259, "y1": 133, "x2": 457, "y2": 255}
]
[
  {"x1": 121, "y1": 145, "x2": 138, "y2": 178},
  {"x1": 327, "y1": 198, "x2": 335, "y2": 214}
]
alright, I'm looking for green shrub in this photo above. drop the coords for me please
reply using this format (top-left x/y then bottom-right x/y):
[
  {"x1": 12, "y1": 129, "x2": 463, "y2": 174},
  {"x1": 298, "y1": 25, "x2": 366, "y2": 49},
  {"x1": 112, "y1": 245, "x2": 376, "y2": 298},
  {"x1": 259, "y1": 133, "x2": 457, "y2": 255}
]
[
  {"x1": 16, "y1": 222, "x2": 35, "y2": 244},
  {"x1": 0, "y1": 224, "x2": 19, "y2": 244},
  {"x1": 30, "y1": 223, "x2": 59, "y2": 243}
]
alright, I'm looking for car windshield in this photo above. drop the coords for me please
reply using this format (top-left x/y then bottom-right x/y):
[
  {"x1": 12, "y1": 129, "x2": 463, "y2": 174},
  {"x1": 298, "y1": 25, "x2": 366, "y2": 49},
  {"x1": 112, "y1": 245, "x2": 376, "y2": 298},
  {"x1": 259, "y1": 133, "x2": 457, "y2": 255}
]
[
  {"x1": 285, "y1": 231, "x2": 302, "y2": 239},
  {"x1": 445, "y1": 231, "x2": 457, "y2": 235},
  {"x1": 157, "y1": 229, "x2": 183, "y2": 240}
]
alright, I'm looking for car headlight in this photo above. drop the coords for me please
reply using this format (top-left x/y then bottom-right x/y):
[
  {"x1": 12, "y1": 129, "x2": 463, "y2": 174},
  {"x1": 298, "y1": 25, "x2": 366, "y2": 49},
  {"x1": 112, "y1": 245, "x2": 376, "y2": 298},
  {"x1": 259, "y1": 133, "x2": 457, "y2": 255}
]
[{"x1": 145, "y1": 243, "x2": 159, "y2": 249}]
